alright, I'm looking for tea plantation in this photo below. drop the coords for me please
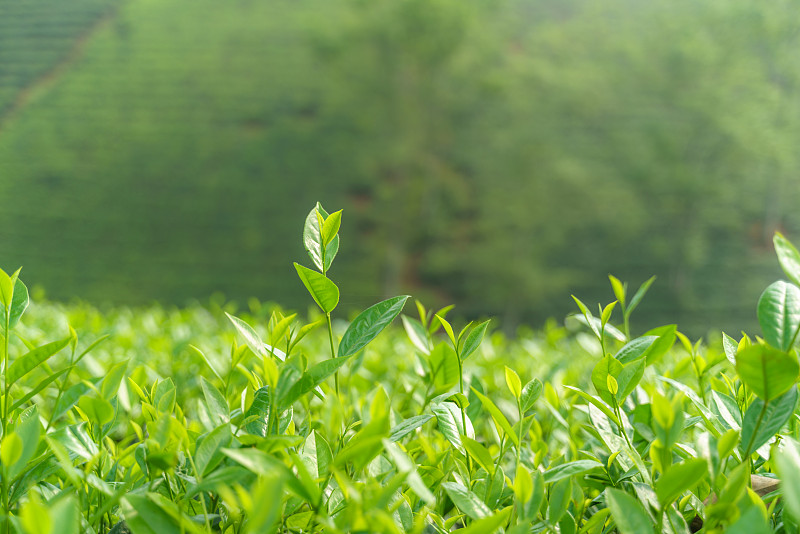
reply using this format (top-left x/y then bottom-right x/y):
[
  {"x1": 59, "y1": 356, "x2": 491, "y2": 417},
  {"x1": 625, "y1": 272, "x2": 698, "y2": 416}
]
[{"x1": 2, "y1": 204, "x2": 800, "y2": 533}]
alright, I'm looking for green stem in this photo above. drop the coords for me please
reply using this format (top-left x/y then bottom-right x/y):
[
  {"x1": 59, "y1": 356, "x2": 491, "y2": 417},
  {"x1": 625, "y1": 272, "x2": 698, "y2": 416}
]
[
  {"x1": 742, "y1": 400, "x2": 769, "y2": 459},
  {"x1": 325, "y1": 313, "x2": 338, "y2": 396},
  {"x1": 2, "y1": 311, "x2": 9, "y2": 534}
]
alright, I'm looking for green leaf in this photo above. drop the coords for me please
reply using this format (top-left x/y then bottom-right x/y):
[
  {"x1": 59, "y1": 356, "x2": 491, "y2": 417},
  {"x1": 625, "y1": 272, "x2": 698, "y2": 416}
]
[
  {"x1": 605, "y1": 488, "x2": 654, "y2": 534},
  {"x1": 628, "y1": 275, "x2": 656, "y2": 315},
  {"x1": 435, "y1": 314, "x2": 457, "y2": 347},
  {"x1": 389, "y1": 414, "x2": 433, "y2": 442},
  {"x1": 757, "y1": 281, "x2": 800, "y2": 351},
  {"x1": 457, "y1": 507, "x2": 512, "y2": 534},
  {"x1": 10, "y1": 367, "x2": 71, "y2": 412},
  {"x1": 225, "y1": 313, "x2": 268, "y2": 358},
  {"x1": 655, "y1": 457, "x2": 708, "y2": 507},
  {"x1": 49, "y1": 496, "x2": 79, "y2": 534},
  {"x1": 442, "y1": 482, "x2": 491, "y2": 519},
  {"x1": 8, "y1": 278, "x2": 28, "y2": 330},
  {"x1": 725, "y1": 506, "x2": 773, "y2": 534},
  {"x1": 643, "y1": 324, "x2": 676, "y2": 365},
  {"x1": 0, "y1": 266, "x2": 18, "y2": 315},
  {"x1": 563, "y1": 386, "x2": 620, "y2": 427},
  {"x1": 543, "y1": 460, "x2": 602, "y2": 484},
  {"x1": 431, "y1": 401, "x2": 464, "y2": 454},
  {"x1": 775, "y1": 232, "x2": 800, "y2": 288},
  {"x1": 776, "y1": 437, "x2": 800, "y2": 520},
  {"x1": 504, "y1": 367, "x2": 521, "y2": 399},
  {"x1": 9, "y1": 406, "x2": 41, "y2": 480},
  {"x1": 614, "y1": 336, "x2": 657, "y2": 364},
  {"x1": 302, "y1": 430, "x2": 333, "y2": 480},
  {"x1": 548, "y1": 477, "x2": 572, "y2": 523},
  {"x1": 278, "y1": 357, "x2": 349, "y2": 408},
  {"x1": 429, "y1": 342, "x2": 459, "y2": 390},
  {"x1": 382, "y1": 439, "x2": 435, "y2": 504},
  {"x1": 294, "y1": 263, "x2": 339, "y2": 313},
  {"x1": 101, "y1": 360, "x2": 128, "y2": 400},
  {"x1": 616, "y1": 359, "x2": 645, "y2": 402},
  {"x1": 337, "y1": 295, "x2": 409, "y2": 358},
  {"x1": 1, "y1": 433, "x2": 22, "y2": 467},
  {"x1": 462, "y1": 436, "x2": 495, "y2": 476},
  {"x1": 303, "y1": 203, "x2": 337, "y2": 272},
  {"x1": 78, "y1": 396, "x2": 114, "y2": 427},
  {"x1": 735, "y1": 344, "x2": 799, "y2": 401},
  {"x1": 321, "y1": 209, "x2": 342, "y2": 247},
  {"x1": 123, "y1": 494, "x2": 185, "y2": 534},
  {"x1": 609, "y1": 275, "x2": 626, "y2": 307},
  {"x1": 591, "y1": 355, "x2": 623, "y2": 406},
  {"x1": 741, "y1": 386, "x2": 797, "y2": 456},
  {"x1": 402, "y1": 315, "x2": 432, "y2": 354},
  {"x1": 722, "y1": 332, "x2": 739, "y2": 365},
  {"x1": 200, "y1": 377, "x2": 229, "y2": 426},
  {"x1": 520, "y1": 378, "x2": 542, "y2": 412},
  {"x1": 471, "y1": 388, "x2": 519, "y2": 448},
  {"x1": 459, "y1": 319, "x2": 490, "y2": 360},
  {"x1": 246, "y1": 386, "x2": 291, "y2": 436},
  {"x1": 195, "y1": 424, "x2": 232, "y2": 478},
  {"x1": 7, "y1": 337, "x2": 70, "y2": 386}
]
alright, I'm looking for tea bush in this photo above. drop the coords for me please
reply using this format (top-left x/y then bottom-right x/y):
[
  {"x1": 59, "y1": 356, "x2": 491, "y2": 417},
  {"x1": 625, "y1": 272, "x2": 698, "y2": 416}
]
[{"x1": 2, "y1": 203, "x2": 800, "y2": 533}]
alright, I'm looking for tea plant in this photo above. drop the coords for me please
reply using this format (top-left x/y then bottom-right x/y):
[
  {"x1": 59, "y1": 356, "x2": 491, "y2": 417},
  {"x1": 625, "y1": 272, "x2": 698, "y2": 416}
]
[{"x1": 4, "y1": 204, "x2": 800, "y2": 533}]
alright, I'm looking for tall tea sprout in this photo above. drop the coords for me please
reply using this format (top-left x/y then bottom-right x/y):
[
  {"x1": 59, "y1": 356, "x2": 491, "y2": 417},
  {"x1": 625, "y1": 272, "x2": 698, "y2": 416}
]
[{"x1": 295, "y1": 203, "x2": 409, "y2": 396}]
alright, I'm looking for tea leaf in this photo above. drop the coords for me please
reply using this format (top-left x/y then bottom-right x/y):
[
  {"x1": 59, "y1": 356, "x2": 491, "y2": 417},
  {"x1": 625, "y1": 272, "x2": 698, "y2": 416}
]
[
  {"x1": 741, "y1": 386, "x2": 798, "y2": 455},
  {"x1": 7, "y1": 337, "x2": 70, "y2": 386},
  {"x1": 389, "y1": 414, "x2": 433, "y2": 442},
  {"x1": 775, "y1": 232, "x2": 800, "y2": 288},
  {"x1": 338, "y1": 295, "x2": 409, "y2": 358},
  {"x1": 614, "y1": 336, "x2": 657, "y2": 364},
  {"x1": 471, "y1": 388, "x2": 519, "y2": 448},
  {"x1": 543, "y1": 460, "x2": 602, "y2": 484},
  {"x1": 655, "y1": 457, "x2": 707, "y2": 507},
  {"x1": 776, "y1": 437, "x2": 800, "y2": 520},
  {"x1": 8, "y1": 277, "x2": 28, "y2": 330},
  {"x1": 757, "y1": 281, "x2": 800, "y2": 351},
  {"x1": 605, "y1": 488, "x2": 654, "y2": 534},
  {"x1": 442, "y1": 481, "x2": 491, "y2": 519},
  {"x1": 735, "y1": 344, "x2": 799, "y2": 401},
  {"x1": 294, "y1": 263, "x2": 339, "y2": 313}
]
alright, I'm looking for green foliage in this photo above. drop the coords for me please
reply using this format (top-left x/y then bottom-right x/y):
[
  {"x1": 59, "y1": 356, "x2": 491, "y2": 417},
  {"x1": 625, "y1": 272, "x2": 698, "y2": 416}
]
[{"x1": 3, "y1": 209, "x2": 800, "y2": 533}]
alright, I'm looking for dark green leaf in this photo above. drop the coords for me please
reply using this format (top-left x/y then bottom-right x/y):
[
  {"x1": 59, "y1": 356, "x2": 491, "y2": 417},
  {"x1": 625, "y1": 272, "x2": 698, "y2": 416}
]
[
  {"x1": 337, "y1": 295, "x2": 409, "y2": 358},
  {"x1": 741, "y1": 386, "x2": 797, "y2": 456}
]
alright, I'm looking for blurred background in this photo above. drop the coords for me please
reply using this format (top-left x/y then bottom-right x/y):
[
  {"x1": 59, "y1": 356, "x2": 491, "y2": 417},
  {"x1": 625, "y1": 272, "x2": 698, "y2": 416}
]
[{"x1": 1, "y1": 0, "x2": 799, "y2": 337}]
